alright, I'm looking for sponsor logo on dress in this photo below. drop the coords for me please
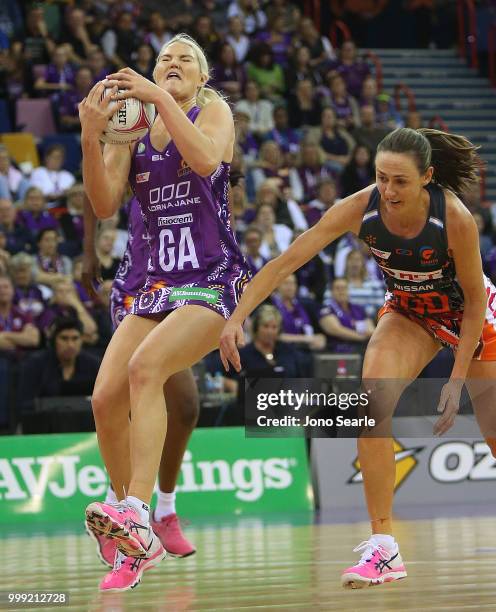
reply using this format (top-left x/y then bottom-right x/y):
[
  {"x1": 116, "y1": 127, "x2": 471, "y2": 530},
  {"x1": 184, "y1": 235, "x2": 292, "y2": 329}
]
[
  {"x1": 158, "y1": 213, "x2": 193, "y2": 226},
  {"x1": 168, "y1": 287, "x2": 220, "y2": 304},
  {"x1": 419, "y1": 246, "x2": 438, "y2": 265},
  {"x1": 152, "y1": 151, "x2": 170, "y2": 161},
  {"x1": 137, "y1": 142, "x2": 146, "y2": 155},
  {"x1": 380, "y1": 266, "x2": 443, "y2": 281},
  {"x1": 370, "y1": 247, "x2": 391, "y2": 259},
  {"x1": 395, "y1": 248, "x2": 413, "y2": 256},
  {"x1": 136, "y1": 172, "x2": 150, "y2": 183},
  {"x1": 177, "y1": 159, "x2": 192, "y2": 177}
]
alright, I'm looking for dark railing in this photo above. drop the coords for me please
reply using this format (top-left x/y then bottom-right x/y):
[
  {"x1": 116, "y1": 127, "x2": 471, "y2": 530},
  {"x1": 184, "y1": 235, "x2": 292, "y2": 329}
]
[
  {"x1": 457, "y1": 0, "x2": 479, "y2": 69},
  {"x1": 364, "y1": 50, "x2": 383, "y2": 92},
  {"x1": 394, "y1": 83, "x2": 416, "y2": 112},
  {"x1": 489, "y1": 23, "x2": 496, "y2": 87},
  {"x1": 330, "y1": 19, "x2": 351, "y2": 47},
  {"x1": 428, "y1": 115, "x2": 449, "y2": 131}
]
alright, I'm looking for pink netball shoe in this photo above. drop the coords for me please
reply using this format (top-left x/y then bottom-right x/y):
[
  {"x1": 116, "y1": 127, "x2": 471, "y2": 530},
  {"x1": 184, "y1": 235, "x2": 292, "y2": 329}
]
[
  {"x1": 85, "y1": 500, "x2": 152, "y2": 558},
  {"x1": 341, "y1": 537, "x2": 407, "y2": 588},
  {"x1": 151, "y1": 513, "x2": 196, "y2": 557},
  {"x1": 84, "y1": 519, "x2": 117, "y2": 567},
  {"x1": 99, "y1": 532, "x2": 166, "y2": 592}
]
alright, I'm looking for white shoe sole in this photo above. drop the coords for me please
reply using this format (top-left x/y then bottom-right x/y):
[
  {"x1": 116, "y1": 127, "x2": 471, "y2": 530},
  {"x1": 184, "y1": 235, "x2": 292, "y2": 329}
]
[{"x1": 341, "y1": 570, "x2": 407, "y2": 589}]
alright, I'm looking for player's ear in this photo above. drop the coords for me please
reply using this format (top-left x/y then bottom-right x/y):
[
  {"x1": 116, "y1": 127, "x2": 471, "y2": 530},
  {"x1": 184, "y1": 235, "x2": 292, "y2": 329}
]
[{"x1": 423, "y1": 166, "x2": 434, "y2": 186}]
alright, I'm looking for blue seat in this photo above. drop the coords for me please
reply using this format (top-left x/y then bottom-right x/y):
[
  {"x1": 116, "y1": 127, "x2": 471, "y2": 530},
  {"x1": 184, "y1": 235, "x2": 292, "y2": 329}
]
[
  {"x1": 40, "y1": 133, "x2": 82, "y2": 175},
  {"x1": 0, "y1": 99, "x2": 12, "y2": 133}
]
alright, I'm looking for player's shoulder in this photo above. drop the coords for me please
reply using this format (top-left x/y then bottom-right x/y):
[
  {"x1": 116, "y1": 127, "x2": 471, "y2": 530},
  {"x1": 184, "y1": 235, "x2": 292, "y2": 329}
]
[
  {"x1": 442, "y1": 188, "x2": 477, "y2": 242},
  {"x1": 197, "y1": 98, "x2": 233, "y2": 121}
]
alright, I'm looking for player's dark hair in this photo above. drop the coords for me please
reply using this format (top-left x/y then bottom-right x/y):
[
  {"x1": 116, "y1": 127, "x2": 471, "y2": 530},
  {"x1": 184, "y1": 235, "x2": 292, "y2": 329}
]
[{"x1": 377, "y1": 127, "x2": 480, "y2": 195}]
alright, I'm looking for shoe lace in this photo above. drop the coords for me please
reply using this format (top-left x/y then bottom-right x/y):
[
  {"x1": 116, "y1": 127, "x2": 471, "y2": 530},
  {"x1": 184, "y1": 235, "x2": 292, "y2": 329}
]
[
  {"x1": 111, "y1": 501, "x2": 129, "y2": 514},
  {"x1": 353, "y1": 539, "x2": 391, "y2": 566}
]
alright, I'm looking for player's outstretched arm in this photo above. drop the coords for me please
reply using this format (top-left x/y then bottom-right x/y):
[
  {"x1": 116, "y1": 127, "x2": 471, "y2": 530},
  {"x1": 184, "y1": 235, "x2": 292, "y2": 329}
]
[
  {"x1": 79, "y1": 82, "x2": 130, "y2": 218},
  {"x1": 219, "y1": 188, "x2": 371, "y2": 372}
]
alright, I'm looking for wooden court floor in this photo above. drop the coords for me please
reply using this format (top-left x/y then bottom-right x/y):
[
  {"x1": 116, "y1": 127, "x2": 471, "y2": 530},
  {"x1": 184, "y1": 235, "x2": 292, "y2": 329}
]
[{"x1": 2, "y1": 514, "x2": 496, "y2": 611}]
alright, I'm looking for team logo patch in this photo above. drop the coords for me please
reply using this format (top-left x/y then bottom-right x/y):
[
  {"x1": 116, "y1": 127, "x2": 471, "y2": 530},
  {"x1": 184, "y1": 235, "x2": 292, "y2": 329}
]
[
  {"x1": 136, "y1": 172, "x2": 150, "y2": 183},
  {"x1": 137, "y1": 142, "x2": 146, "y2": 155},
  {"x1": 158, "y1": 213, "x2": 193, "y2": 226},
  {"x1": 420, "y1": 246, "x2": 436, "y2": 261},
  {"x1": 395, "y1": 248, "x2": 413, "y2": 256},
  {"x1": 168, "y1": 287, "x2": 219, "y2": 304},
  {"x1": 370, "y1": 247, "x2": 391, "y2": 259},
  {"x1": 178, "y1": 159, "x2": 192, "y2": 177}
]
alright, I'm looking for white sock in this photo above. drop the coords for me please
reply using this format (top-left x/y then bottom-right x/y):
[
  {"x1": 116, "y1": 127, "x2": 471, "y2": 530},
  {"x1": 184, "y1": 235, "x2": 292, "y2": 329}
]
[
  {"x1": 104, "y1": 486, "x2": 118, "y2": 505},
  {"x1": 154, "y1": 490, "x2": 176, "y2": 521},
  {"x1": 126, "y1": 495, "x2": 150, "y2": 524},
  {"x1": 371, "y1": 533, "x2": 397, "y2": 553}
]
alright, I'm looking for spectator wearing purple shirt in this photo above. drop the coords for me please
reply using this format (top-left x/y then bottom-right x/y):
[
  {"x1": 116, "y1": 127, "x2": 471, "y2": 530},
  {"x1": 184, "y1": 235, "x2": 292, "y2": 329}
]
[
  {"x1": 326, "y1": 74, "x2": 360, "y2": 130},
  {"x1": 36, "y1": 277, "x2": 97, "y2": 344},
  {"x1": 305, "y1": 178, "x2": 337, "y2": 227},
  {"x1": 264, "y1": 106, "x2": 301, "y2": 157},
  {"x1": 319, "y1": 278, "x2": 375, "y2": 353},
  {"x1": 34, "y1": 228, "x2": 72, "y2": 290},
  {"x1": 289, "y1": 142, "x2": 335, "y2": 202},
  {"x1": 336, "y1": 40, "x2": 370, "y2": 99},
  {"x1": 243, "y1": 225, "x2": 270, "y2": 276},
  {"x1": 34, "y1": 44, "x2": 76, "y2": 96},
  {"x1": 211, "y1": 43, "x2": 246, "y2": 102},
  {"x1": 256, "y1": 13, "x2": 292, "y2": 67},
  {"x1": 272, "y1": 274, "x2": 326, "y2": 350},
  {"x1": 10, "y1": 252, "x2": 46, "y2": 319},
  {"x1": 0, "y1": 274, "x2": 40, "y2": 357},
  {"x1": 17, "y1": 187, "x2": 59, "y2": 239},
  {"x1": 0, "y1": 198, "x2": 33, "y2": 255},
  {"x1": 87, "y1": 48, "x2": 112, "y2": 84},
  {"x1": 58, "y1": 66, "x2": 93, "y2": 132},
  {"x1": 310, "y1": 107, "x2": 355, "y2": 174}
]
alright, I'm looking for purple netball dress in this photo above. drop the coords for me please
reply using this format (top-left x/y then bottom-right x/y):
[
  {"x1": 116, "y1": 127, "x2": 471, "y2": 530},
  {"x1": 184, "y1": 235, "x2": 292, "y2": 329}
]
[
  {"x1": 110, "y1": 197, "x2": 148, "y2": 329},
  {"x1": 128, "y1": 106, "x2": 251, "y2": 320}
]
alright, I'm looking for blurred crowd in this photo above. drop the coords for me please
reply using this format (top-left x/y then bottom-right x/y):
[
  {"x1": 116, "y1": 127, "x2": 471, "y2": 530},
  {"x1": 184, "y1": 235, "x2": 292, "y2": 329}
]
[{"x1": 0, "y1": 0, "x2": 492, "y2": 423}]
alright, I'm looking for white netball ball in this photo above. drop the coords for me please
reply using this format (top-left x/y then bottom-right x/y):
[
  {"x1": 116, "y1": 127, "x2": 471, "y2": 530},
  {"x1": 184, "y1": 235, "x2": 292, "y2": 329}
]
[{"x1": 100, "y1": 87, "x2": 155, "y2": 145}]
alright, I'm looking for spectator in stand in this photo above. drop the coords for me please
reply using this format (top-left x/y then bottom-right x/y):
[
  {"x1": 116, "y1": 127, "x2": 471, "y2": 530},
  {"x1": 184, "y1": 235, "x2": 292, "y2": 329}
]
[
  {"x1": 336, "y1": 40, "x2": 370, "y2": 99},
  {"x1": 11, "y1": 252, "x2": 45, "y2": 319},
  {"x1": 11, "y1": 5, "x2": 55, "y2": 66},
  {"x1": 246, "y1": 42, "x2": 285, "y2": 102},
  {"x1": 319, "y1": 277, "x2": 375, "y2": 353},
  {"x1": 227, "y1": 0, "x2": 267, "y2": 35},
  {"x1": 96, "y1": 227, "x2": 120, "y2": 281},
  {"x1": 234, "y1": 109, "x2": 259, "y2": 166},
  {"x1": 243, "y1": 225, "x2": 269, "y2": 276},
  {"x1": 18, "y1": 317, "x2": 100, "y2": 412},
  {"x1": 290, "y1": 141, "x2": 335, "y2": 202},
  {"x1": 305, "y1": 178, "x2": 338, "y2": 227},
  {"x1": 0, "y1": 198, "x2": 32, "y2": 255},
  {"x1": 343, "y1": 248, "x2": 385, "y2": 319},
  {"x1": 190, "y1": 14, "x2": 222, "y2": 62},
  {"x1": 144, "y1": 12, "x2": 172, "y2": 56},
  {"x1": 255, "y1": 203, "x2": 293, "y2": 259},
  {"x1": 376, "y1": 93, "x2": 404, "y2": 129},
  {"x1": 34, "y1": 228, "x2": 72, "y2": 290},
  {"x1": 211, "y1": 42, "x2": 246, "y2": 102},
  {"x1": 87, "y1": 47, "x2": 112, "y2": 83},
  {"x1": 272, "y1": 273, "x2": 326, "y2": 350},
  {"x1": 58, "y1": 66, "x2": 94, "y2": 131},
  {"x1": 285, "y1": 45, "x2": 321, "y2": 95},
  {"x1": 58, "y1": 183, "x2": 84, "y2": 257},
  {"x1": 225, "y1": 15, "x2": 250, "y2": 63},
  {"x1": 0, "y1": 274, "x2": 40, "y2": 355},
  {"x1": 71, "y1": 255, "x2": 93, "y2": 310},
  {"x1": 333, "y1": 233, "x2": 382, "y2": 280},
  {"x1": 359, "y1": 75, "x2": 379, "y2": 109},
  {"x1": 101, "y1": 11, "x2": 140, "y2": 69},
  {"x1": 131, "y1": 43, "x2": 155, "y2": 80},
  {"x1": 59, "y1": 8, "x2": 95, "y2": 63},
  {"x1": 265, "y1": 0, "x2": 301, "y2": 33},
  {"x1": 34, "y1": 44, "x2": 75, "y2": 97},
  {"x1": 264, "y1": 105, "x2": 301, "y2": 158},
  {"x1": 405, "y1": 110, "x2": 423, "y2": 129},
  {"x1": 250, "y1": 141, "x2": 291, "y2": 194},
  {"x1": 287, "y1": 79, "x2": 323, "y2": 129},
  {"x1": 36, "y1": 277, "x2": 97, "y2": 344},
  {"x1": 310, "y1": 106, "x2": 355, "y2": 174},
  {"x1": 0, "y1": 231, "x2": 11, "y2": 273},
  {"x1": 326, "y1": 73, "x2": 360, "y2": 130},
  {"x1": 340, "y1": 145, "x2": 375, "y2": 197},
  {"x1": 28, "y1": 145, "x2": 76, "y2": 205},
  {"x1": 255, "y1": 13, "x2": 292, "y2": 67},
  {"x1": 296, "y1": 17, "x2": 335, "y2": 72},
  {"x1": 17, "y1": 187, "x2": 59, "y2": 239},
  {"x1": 253, "y1": 179, "x2": 307, "y2": 231},
  {"x1": 235, "y1": 81, "x2": 274, "y2": 138},
  {"x1": 91, "y1": 280, "x2": 114, "y2": 354},
  {"x1": 473, "y1": 210, "x2": 493, "y2": 262},
  {"x1": 0, "y1": 145, "x2": 28, "y2": 201},
  {"x1": 351, "y1": 104, "x2": 391, "y2": 152}
]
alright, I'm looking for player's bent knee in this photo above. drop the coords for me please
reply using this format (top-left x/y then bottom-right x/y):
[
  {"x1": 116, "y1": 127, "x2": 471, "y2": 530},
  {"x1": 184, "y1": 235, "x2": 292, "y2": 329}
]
[{"x1": 169, "y1": 395, "x2": 200, "y2": 428}]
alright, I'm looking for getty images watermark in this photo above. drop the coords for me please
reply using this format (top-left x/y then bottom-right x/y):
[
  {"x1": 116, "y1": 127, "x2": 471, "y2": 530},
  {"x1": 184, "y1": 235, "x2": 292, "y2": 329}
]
[{"x1": 243, "y1": 378, "x2": 493, "y2": 439}]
